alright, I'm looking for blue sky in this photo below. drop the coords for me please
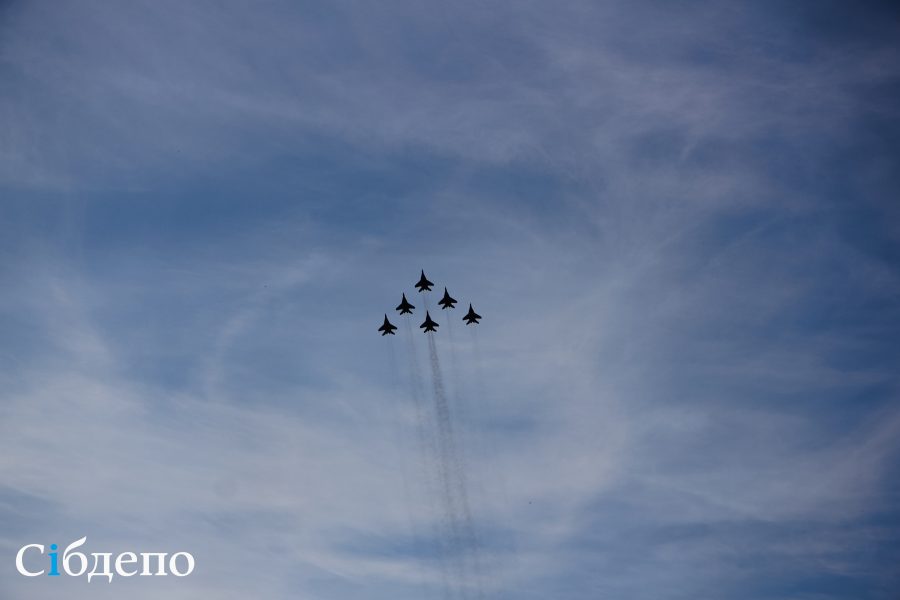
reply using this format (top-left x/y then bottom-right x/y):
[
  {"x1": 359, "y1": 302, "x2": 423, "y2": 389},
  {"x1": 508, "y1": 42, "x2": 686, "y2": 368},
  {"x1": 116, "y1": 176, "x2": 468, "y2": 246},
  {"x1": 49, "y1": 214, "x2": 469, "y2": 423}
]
[{"x1": 2, "y1": 1, "x2": 900, "y2": 598}]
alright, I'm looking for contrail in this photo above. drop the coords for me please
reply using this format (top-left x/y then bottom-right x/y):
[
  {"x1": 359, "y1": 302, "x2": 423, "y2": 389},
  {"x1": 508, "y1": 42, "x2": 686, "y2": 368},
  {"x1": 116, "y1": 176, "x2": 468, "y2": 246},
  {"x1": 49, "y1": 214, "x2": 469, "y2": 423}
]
[
  {"x1": 403, "y1": 318, "x2": 456, "y2": 597},
  {"x1": 428, "y1": 333, "x2": 484, "y2": 599},
  {"x1": 427, "y1": 332, "x2": 467, "y2": 591}
]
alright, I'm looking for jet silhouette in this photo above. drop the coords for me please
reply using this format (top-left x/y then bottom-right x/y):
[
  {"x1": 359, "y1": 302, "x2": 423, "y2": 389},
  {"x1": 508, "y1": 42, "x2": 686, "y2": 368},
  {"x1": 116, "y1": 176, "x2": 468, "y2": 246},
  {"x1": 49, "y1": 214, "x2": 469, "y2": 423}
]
[
  {"x1": 438, "y1": 287, "x2": 457, "y2": 310},
  {"x1": 462, "y1": 304, "x2": 481, "y2": 325},
  {"x1": 395, "y1": 293, "x2": 415, "y2": 314},
  {"x1": 378, "y1": 314, "x2": 398, "y2": 336},
  {"x1": 415, "y1": 270, "x2": 434, "y2": 293},
  {"x1": 420, "y1": 311, "x2": 439, "y2": 333}
]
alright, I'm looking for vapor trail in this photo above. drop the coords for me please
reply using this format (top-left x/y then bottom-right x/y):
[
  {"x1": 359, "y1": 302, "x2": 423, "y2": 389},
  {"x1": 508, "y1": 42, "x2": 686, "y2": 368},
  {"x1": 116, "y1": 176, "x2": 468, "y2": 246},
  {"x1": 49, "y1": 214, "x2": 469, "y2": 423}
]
[
  {"x1": 427, "y1": 332, "x2": 467, "y2": 589},
  {"x1": 428, "y1": 333, "x2": 484, "y2": 599},
  {"x1": 403, "y1": 318, "x2": 454, "y2": 597}
]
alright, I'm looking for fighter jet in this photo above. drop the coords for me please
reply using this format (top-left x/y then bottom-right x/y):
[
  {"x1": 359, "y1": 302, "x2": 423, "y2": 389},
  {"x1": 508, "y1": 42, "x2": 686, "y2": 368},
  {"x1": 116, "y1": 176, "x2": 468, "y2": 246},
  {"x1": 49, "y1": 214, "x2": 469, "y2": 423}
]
[
  {"x1": 395, "y1": 293, "x2": 415, "y2": 314},
  {"x1": 415, "y1": 270, "x2": 434, "y2": 293},
  {"x1": 438, "y1": 287, "x2": 457, "y2": 310},
  {"x1": 420, "y1": 311, "x2": 439, "y2": 333},
  {"x1": 378, "y1": 314, "x2": 398, "y2": 336},
  {"x1": 462, "y1": 304, "x2": 481, "y2": 325}
]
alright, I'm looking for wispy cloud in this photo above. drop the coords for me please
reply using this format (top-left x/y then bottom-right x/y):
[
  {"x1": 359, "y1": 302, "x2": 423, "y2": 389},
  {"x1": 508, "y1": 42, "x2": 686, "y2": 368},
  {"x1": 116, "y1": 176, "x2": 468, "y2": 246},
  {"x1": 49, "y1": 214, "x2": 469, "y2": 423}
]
[{"x1": 2, "y1": 1, "x2": 899, "y2": 598}]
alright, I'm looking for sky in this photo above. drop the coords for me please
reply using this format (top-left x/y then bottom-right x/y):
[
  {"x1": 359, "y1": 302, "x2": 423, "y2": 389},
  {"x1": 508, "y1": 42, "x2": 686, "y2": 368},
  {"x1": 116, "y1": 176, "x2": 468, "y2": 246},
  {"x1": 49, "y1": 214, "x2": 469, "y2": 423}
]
[{"x1": 1, "y1": 1, "x2": 900, "y2": 598}]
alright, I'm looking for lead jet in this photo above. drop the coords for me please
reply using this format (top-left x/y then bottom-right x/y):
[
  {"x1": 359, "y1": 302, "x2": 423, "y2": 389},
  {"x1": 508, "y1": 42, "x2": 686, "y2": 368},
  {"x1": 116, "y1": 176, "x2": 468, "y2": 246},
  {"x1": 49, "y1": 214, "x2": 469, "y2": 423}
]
[
  {"x1": 378, "y1": 314, "x2": 398, "y2": 336},
  {"x1": 420, "y1": 311, "x2": 439, "y2": 333},
  {"x1": 438, "y1": 287, "x2": 457, "y2": 310},
  {"x1": 415, "y1": 270, "x2": 434, "y2": 293},
  {"x1": 395, "y1": 293, "x2": 415, "y2": 314},
  {"x1": 462, "y1": 304, "x2": 481, "y2": 325}
]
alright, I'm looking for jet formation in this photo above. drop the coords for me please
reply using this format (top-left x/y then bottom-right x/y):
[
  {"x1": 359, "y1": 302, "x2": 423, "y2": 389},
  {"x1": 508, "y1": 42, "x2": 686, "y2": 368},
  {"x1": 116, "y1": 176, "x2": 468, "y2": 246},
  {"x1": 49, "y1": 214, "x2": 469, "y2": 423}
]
[{"x1": 378, "y1": 270, "x2": 481, "y2": 335}]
